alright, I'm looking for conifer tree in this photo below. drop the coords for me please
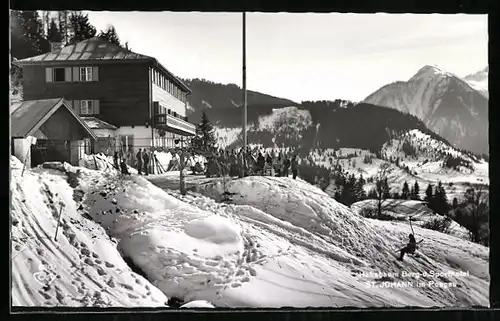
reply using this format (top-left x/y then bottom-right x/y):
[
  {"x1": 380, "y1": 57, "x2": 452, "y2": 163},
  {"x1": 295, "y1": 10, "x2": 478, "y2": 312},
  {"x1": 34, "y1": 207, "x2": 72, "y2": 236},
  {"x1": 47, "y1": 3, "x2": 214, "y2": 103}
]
[
  {"x1": 424, "y1": 183, "x2": 434, "y2": 208},
  {"x1": 98, "y1": 25, "x2": 121, "y2": 46},
  {"x1": 10, "y1": 10, "x2": 50, "y2": 59},
  {"x1": 411, "y1": 181, "x2": 420, "y2": 200},
  {"x1": 67, "y1": 12, "x2": 96, "y2": 45},
  {"x1": 191, "y1": 111, "x2": 216, "y2": 153},
  {"x1": 401, "y1": 181, "x2": 410, "y2": 200},
  {"x1": 432, "y1": 181, "x2": 449, "y2": 215},
  {"x1": 47, "y1": 19, "x2": 62, "y2": 43}
]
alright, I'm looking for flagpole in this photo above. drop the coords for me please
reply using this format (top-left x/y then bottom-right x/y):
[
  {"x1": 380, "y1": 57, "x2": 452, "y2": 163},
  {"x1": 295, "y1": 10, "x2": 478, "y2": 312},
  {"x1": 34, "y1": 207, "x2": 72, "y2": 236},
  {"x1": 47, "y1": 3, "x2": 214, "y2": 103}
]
[{"x1": 242, "y1": 11, "x2": 248, "y2": 151}]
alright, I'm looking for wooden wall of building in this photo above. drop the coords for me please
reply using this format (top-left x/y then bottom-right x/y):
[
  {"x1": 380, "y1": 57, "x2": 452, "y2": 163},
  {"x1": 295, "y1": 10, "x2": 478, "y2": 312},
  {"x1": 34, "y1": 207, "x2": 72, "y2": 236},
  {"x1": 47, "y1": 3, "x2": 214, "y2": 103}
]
[{"x1": 22, "y1": 62, "x2": 150, "y2": 127}]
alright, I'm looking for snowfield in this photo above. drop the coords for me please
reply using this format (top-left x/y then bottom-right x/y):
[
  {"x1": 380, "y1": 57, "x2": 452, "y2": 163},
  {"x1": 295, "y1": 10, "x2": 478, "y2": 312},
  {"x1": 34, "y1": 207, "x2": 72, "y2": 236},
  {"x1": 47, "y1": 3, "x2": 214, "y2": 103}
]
[
  {"x1": 12, "y1": 158, "x2": 489, "y2": 308},
  {"x1": 311, "y1": 130, "x2": 488, "y2": 201},
  {"x1": 350, "y1": 199, "x2": 470, "y2": 240},
  {"x1": 253, "y1": 106, "x2": 312, "y2": 133},
  {"x1": 10, "y1": 157, "x2": 167, "y2": 307}
]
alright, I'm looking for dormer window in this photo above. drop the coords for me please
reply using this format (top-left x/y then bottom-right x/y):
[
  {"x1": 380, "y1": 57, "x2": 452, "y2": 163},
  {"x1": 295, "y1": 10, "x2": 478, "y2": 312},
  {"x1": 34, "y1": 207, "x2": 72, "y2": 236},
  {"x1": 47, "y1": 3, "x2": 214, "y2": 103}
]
[{"x1": 80, "y1": 67, "x2": 93, "y2": 81}]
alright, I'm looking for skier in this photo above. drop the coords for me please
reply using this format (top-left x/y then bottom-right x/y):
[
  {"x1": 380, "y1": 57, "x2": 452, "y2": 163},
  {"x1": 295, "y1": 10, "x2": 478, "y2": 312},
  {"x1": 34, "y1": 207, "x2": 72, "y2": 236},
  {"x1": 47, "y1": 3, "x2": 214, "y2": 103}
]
[
  {"x1": 291, "y1": 155, "x2": 298, "y2": 179},
  {"x1": 142, "y1": 149, "x2": 150, "y2": 176},
  {"x1": 398, "y1": 234, "x2": 418, "y2": 261},
  {"x1": 136, "y1": 148, "x2": 143, "y2": 175}
]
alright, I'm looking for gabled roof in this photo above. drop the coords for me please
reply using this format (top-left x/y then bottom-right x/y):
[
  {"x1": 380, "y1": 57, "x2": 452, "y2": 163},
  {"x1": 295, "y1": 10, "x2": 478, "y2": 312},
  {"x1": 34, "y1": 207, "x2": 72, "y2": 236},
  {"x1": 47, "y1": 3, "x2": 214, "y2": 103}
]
[
  {"x1": 10, "y1": 98, "x2": 98, "y2": 140},
  {"x1": 80, "y1": 116, "x2": 117, "y2": 130},
  {"x1": 17, "y1": 37, "x2": 191, "y2": 93}
]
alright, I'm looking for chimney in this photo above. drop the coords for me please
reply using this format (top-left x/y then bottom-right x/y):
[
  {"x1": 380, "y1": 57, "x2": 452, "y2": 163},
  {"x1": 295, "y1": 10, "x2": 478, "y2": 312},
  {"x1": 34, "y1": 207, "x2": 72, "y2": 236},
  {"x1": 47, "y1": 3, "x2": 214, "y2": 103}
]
[{"x1": 50, "y1": 42, "x2": 63, "y2": 52}]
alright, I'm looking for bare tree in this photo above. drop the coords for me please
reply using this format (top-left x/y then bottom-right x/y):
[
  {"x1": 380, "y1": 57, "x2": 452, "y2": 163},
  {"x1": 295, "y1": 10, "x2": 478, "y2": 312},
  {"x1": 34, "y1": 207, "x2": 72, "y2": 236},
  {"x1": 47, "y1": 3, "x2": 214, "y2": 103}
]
[
  {"x1": 460, "y1": 185, "x2": 489, "y2": 244},
  {"x1": 365, "y1": 163, "x2": 402, "y2": 219}
]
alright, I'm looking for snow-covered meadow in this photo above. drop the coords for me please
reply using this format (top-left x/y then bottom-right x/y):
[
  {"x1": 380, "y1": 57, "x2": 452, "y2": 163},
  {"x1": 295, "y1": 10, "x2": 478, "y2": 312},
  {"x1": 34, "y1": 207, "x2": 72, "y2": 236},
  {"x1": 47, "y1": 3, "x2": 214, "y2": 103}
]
[{"x1": 11, "y1": 157, "x2": 489, "y2": 308}]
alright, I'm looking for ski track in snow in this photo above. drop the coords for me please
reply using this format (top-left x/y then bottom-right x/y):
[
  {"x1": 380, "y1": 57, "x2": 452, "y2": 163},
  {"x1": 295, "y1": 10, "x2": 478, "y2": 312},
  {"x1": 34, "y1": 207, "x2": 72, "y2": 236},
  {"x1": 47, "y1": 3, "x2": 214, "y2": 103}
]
[
  {"x1": 10, "y1": 158, "x2": 168, "y2": 307},
  {"x1": 12, "y1": 155, "x2": 489, "y2": 308}
]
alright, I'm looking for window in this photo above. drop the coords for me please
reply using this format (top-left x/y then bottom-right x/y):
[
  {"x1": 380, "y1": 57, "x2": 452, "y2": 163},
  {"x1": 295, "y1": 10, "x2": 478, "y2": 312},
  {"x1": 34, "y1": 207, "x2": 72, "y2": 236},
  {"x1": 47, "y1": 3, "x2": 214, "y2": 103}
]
[
  {"x1": 53, "y1": 68, "x2": 66, "y2": 82},
  {"x1": 80, "y1": 67, "x2": 93, "y2": 81},
  {"x1": 80, "y1": 100, "x2": 94, "y2": 115},
  {"x1": 83, "y1": 138, "x2": 92, "y2": 154}
]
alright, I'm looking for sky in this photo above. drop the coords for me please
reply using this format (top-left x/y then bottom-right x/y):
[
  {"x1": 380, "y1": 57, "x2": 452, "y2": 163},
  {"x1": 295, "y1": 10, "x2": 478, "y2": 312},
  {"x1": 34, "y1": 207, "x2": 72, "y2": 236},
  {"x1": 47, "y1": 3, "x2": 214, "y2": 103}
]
[{"x1": 85, "y1": 12, "x2": 488, "y2": 102}]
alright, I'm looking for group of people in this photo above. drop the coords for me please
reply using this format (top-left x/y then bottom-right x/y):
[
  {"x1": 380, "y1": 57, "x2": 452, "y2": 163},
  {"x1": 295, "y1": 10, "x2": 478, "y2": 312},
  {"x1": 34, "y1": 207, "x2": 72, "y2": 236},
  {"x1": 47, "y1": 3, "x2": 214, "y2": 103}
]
[
  {"x1": 113, "y1": 146, "x2": 300, "y2": 180},
  {"x1": 203, "y1": 147, "x2": 299, "y2": 179},
  {"x1": 112, "y1": 148, "x2": 151, "y2": 175},
  {"x1": 134, "y1": 148, "x2": 151, "y2": 175}
]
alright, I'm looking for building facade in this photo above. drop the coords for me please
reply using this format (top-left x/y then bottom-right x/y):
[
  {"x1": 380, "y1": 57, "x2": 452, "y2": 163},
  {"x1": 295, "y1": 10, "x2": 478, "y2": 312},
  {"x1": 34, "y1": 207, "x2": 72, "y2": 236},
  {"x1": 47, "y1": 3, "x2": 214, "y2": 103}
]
[
  {"x1": 17, "y1": 37, "x2": 196, "y2": 157},
  {"x1": 10, "y1": 98, "x2": 97, "y2": 167}
]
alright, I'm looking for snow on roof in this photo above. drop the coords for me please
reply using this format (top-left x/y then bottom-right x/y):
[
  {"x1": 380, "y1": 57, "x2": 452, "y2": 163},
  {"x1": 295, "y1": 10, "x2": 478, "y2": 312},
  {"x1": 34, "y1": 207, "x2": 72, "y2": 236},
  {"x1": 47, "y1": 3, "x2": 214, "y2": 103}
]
[{"x1": 80, "y1": 116, "x2": 117, "y2": 130}]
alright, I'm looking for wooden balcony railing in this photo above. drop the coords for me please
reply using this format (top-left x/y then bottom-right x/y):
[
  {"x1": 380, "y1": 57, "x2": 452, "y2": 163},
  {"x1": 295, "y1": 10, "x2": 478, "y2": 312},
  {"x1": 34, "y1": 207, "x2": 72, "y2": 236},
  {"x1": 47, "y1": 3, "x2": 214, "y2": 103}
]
[{"x1": 154, "y1": 113, "x2": 196, "y2": 136}]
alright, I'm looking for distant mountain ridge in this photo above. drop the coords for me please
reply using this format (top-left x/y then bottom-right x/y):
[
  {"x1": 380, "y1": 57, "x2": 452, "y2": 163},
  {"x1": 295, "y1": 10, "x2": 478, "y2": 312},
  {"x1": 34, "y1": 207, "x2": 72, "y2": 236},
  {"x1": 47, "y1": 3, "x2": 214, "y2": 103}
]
[
  {"x1": 464, "y1": 66, "x2": 488, "y2": 98},
  {"x1": 363, "y1": 65, "x2": 488, "y2": 155}
]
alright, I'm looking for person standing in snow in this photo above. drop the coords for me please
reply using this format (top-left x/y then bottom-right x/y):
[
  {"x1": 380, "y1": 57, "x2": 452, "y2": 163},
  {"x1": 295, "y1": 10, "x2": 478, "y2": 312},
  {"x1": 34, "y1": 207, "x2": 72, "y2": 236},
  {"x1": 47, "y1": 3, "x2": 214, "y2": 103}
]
[
  {"x1": 136, "y1": 148, "x2": 143, "y2": 175},
  {"x1": 113, "y1": 151, "x2": 119, "y2": 170},
  {"x1": 257, "y1": 152, "x2": 265, "y2": 175},
  {"x1": 282, "y1": 155, "x2": 291, "y2": 177},
  {"x1": 275, "y1": 155, "x2": 282, "y2": 177},
  {"x1": 142, "y1": 149, "x2": 150, "y2": 176},
  {"x1": 237, "y1": 150, "x2": 245, "y2": 178},
  {"x1": 291, "y1": 155, "x2": 298, "y2": 180},
  {"x1": 120, "y1": 159, "x2": 130, "y2": 175},
  {"x1": 229, "y1": 150, "x2": 238, "y2": 177}
]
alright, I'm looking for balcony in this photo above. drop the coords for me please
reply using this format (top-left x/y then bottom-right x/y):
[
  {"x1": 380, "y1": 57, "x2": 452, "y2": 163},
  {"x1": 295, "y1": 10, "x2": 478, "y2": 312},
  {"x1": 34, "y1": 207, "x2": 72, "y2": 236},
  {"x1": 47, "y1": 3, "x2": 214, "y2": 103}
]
[{"x1": 154, "y1": 113, "x2": 196, "y2": 136}]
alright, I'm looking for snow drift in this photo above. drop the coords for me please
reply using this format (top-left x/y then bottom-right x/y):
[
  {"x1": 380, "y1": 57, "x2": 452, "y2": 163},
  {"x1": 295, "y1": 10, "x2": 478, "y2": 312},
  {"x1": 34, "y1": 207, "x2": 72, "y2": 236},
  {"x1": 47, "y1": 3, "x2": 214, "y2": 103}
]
[
  {"x1": 12, "y1": 158, "x2": 489, "y2": 308},
  {"x1": 10, "y1": 156, "x2": 167, "y2": 307},
  {"x1": 195, "y1": 176, "x2": 489, "y2": 307}
]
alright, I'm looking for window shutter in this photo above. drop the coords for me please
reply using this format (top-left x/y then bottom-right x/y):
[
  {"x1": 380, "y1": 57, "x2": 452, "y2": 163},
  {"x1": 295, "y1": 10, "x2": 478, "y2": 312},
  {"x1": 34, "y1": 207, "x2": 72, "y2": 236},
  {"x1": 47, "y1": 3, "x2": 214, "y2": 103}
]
[
  {"x1": 45, "y1": 68, "x2": 53, "y2": 82},
  {"x1": 93, "y1": 66, "x2": 99, "y2": 81},
  {"x1": 73, "y1": 100, "x2": 81, "y2": 114},
  {"x1": 94, "y1": 100, "x2": 100, "y2": 114},
  {"x1": 72, "y1": 67, "x2": 79, "y2": 82},
  {"x1": 64, "y1": 67, "x2": 71, "y2": 82}
]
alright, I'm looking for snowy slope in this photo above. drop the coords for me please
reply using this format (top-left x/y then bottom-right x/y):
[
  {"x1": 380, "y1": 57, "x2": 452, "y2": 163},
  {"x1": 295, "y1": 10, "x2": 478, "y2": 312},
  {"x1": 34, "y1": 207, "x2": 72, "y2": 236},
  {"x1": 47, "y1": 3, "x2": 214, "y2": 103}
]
[
  {"x1": 214, "y1": 106, "x2": 313, "y2": 149},
  {"x1": 363, "y1": 65, "x2": 489, "y2": 155},
  {"x1": 253, "y1": 106, "x2": 312, "y2": 133},
  {"x1": 195, "y1": 176, "x2": 489, "y2": 307},
  {"x1": 13, "y1": 159, "x2": 489, "y2": 307},
  {"x1": 350, "y1": 199, "x2": 470, "y2": 240},
  {"x1": 10, "y1": 157, "x2": 168, "y2": 307},
  {"x1": 309, "y1": 141, "x2": 488, "y2": 201},
  {"x1": 381, "y1": 129, "x2": 489, "y2": 186},
  {"x1": 464, "y1": 67, "x2": 488, "y2": 99}
]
